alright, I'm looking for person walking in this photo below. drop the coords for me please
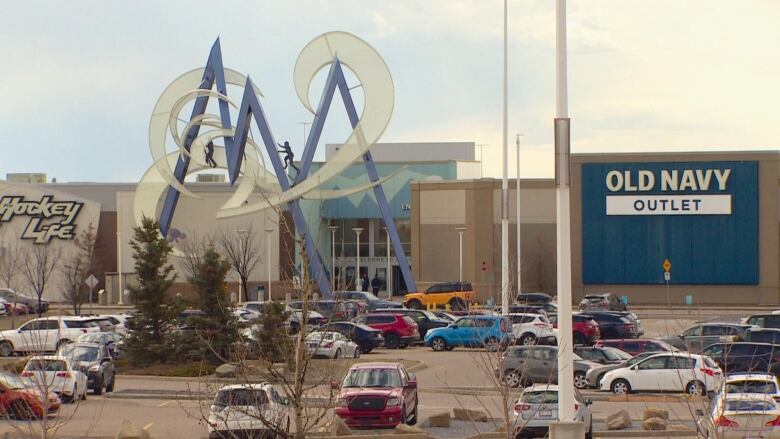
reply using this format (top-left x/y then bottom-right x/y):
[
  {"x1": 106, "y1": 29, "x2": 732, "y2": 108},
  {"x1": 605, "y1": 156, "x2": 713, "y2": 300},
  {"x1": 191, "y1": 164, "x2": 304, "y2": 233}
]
[
  {"x1": 371, "y1": 274, "x2": 381, "y2": 295},
  {"x1": 361, "y1": 273, "x2": 369, "y2": 292}
]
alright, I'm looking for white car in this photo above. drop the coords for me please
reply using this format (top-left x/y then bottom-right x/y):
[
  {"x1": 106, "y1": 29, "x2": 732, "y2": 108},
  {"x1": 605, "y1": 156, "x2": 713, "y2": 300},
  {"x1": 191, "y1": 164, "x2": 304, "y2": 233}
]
[
  {"x1": 21, "y1": 355, "x2": 88, "y2": 403},
  {"x1": 512, "y1": 385, "x2": 593, "y2": 439},
  {"x1": 305, "y1": 331, "x2": 360, "y2": 359},
  {"x1": 207, "y1": 383, "x2": 290, "y2": 439},
  {"x1": 601, "y1": 352, "x2": 723, "y2": 395},
  {"x1": 721, "y1": 373, "x2": 780, "y2": 401},
  {"x1": 0, "y1": 316, "x2": 101, "y2": 356},
  {"x1": 233, "y1": 308, "x2": 261, "y2": 322},
  {"x1": 507, "y1": 313, "x2": 556, "y2": 346},
  {"x1": 698, "y1": 393, "x2": 780, "y2": 439},
  {"x1": 101, "y1": 314, "x2": 133, "y2": 335},
  {"x1": 242, "y1": 302, "x2": 326, "y2": 333}
]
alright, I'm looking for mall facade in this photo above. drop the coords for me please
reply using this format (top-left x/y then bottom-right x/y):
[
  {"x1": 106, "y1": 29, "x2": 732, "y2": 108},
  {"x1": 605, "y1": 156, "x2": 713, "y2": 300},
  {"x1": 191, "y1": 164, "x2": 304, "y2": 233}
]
[{"x1": 1, "y1": 147, "x2": 778, "y2": 305}]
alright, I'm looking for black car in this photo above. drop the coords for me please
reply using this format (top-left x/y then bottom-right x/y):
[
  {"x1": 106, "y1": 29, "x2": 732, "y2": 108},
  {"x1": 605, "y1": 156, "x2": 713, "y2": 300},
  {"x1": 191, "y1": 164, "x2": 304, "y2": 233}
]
[
  {"x1": 699, "y1": 342, "x2": 780, "y2": 376},
  {"x1": 574, "y1": 346, "x2": 632, "y2": 365},
  {"x1": 332, "y1": 291, "x2": 401, "y2": 312},
  {"x1": 580, "y1": 312, "x2": 637, "y2": 339},
  {"x1": 515, "y1": 292, "x2": 552, "y2": 305},
  {"x1": 747, "y1": 328, "x2": 780, "y2": 345},
  {"x1": 57, "y1": 342, "x2": 116, "y2": 394},
  {"x1": 374, "y1": 308, "x2": 450, "y2": 340},
  {"x1": 318, "y1": 321, "x2": 384, "y2": 353}
]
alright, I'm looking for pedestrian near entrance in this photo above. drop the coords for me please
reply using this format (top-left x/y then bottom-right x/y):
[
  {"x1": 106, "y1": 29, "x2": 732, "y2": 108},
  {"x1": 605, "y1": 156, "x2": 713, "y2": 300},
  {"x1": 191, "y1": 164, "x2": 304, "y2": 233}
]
[
  {"x1": 361, "y1": 273, "x2": 369, "y2": 292},
  {"x1": 371, "y1": 274, "x2": 380, "y2": 295}
]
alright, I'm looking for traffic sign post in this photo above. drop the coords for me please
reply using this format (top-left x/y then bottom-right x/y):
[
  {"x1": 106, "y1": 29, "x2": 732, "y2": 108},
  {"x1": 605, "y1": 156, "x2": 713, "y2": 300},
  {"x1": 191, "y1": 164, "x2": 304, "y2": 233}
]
[
  {"x1": 662, "y1": 260, "x2": 671, "y2": 309},
  {"x1": 85, "y1": 274, "x2": 99, "y2": 314}
]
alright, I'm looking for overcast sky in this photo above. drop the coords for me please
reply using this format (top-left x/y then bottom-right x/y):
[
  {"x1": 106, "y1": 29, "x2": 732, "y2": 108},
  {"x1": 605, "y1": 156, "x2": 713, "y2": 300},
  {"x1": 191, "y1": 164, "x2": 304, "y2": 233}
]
[{"x1": 1, "y1": 0, "x2": 778, "y2": 182}]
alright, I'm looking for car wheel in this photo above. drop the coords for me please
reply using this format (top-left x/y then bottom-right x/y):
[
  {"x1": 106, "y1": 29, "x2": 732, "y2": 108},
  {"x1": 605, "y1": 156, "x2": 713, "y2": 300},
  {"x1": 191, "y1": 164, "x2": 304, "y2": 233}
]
[
  {"x1": 686, "y1": 380, "x2": 706, "y2": 396},
  {"x1": 504, "y1": 370, "x2": 523, "y2": 388},
  {"x1": 334, "y1": 349, "x2": 342, "y2": 359},
  {"x1": 574, "y1": 371, "x2": 587, "y2": 389},
  {"x1": 520, "y1": 333, "x2": 537, "y2": 346},
  {"x1": 406, "y1": 300, "x2": 423, "y2": 310},
  {"x1": 359, "y1": 343, "x2": 373, "y2": 354},
  {"x1": 63, "y1": 386, "x2": 77, "y2": 404},
  {"x1": 385, "y1": 333, "x2": 400, "y2": 349},
  {"x1": 485, "y1": 337, "x2": 500, "y2": 352},
  {"x1": 11, "y1": 399, "x2": 35, "y2": 419},
  {"x1": 399, "y1": 344, "x2": 408, "y2": 349},
  {"x1": 444, "y1": 346, "x2": 455, "y2": 351},
  {"x1": 353, "y1": 347, "x2": 360, "y2": 359},
  {"x1": 431, "y1": 337, "x2": 447, "y2": 352},
  {"x1": 0, "y1": 341, "x2": 14, "y2": 357},
  {"x1": 408, "y1": 400, "x2": 418, "y2": 425},
  {"x1": 106, "y1": 374, "x2": 115, "y2": 393},
  {"x1": 94, "y1": 375, "x2": 103, "y2": 395},
  {"x1": 449, "y1": 298, "x2": 466, "y2": 311},
  {"x1": 573, "y1": 332, "x2": 586, "y2": 345},
  {"x1": 611, "y1": 379, "x2": 631, "y2": 395}
]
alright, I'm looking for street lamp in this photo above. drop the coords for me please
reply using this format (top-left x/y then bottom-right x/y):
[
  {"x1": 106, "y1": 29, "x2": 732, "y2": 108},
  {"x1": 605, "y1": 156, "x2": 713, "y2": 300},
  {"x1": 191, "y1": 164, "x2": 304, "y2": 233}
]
[
  {"x1": 382, "y1": 226, "x2": 391, "y2": 299},
  {"x1": 454, "y1": 228, "x2": 467, "y2": 282},
  {"x1": 352, "y1": 227, "x2": 364, "y2": 292},
  {"x1": 516, "y1": 134, "x2": 524, "y2": 295},
  {"x1": 236, "y1": 229, "x2": 247, "y2": 304},
  {"x1": 264, "y1": 227, "x2": 274, "y2": 301},
  {"x1": 329, "y1": 225, "x2": 339, "y2": 292},
  {"x1": 116, "y1": 230, "x2": 124, "y2": 306}
]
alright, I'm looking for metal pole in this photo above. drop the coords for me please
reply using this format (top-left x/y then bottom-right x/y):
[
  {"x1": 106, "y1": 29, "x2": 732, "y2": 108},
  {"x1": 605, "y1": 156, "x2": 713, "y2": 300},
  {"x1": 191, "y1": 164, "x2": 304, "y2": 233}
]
[
  {"x1": 555, "y1": 0, "x2": 575, "y2": 423},
  {"x1": 265, "y1": 227, "x2": 274, "y2": 301},
  {"x1": 329, "y1": 226, "x2": 338, "y2": 292},
  {"x1": 500, "y1": 0, "x2": 510, "y2": 316},
  {"x1": 516, "y1": 134, "x2": 523, "y2": 294},
  {"x1": 455, "y1": 227, "x2": 467, "y2": 282},
  {"x1": 353, "y1": 228, "x2": 363, "y2": 292},
  {"x1": 116, "y1": 231, "x2": 124, "y2": 306},
  {"x1": 476, "y1": 144, "x2": 487, "y2": 178},
  {"x1": 384, "y1": 226, "x2": 392, "y2": 299}
]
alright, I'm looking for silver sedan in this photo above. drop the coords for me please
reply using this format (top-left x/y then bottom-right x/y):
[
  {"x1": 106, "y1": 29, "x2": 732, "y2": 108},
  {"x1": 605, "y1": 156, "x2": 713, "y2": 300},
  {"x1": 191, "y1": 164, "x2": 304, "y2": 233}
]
[{"x1": 305, "y1": 331, "x2": 360, "y2": 359}]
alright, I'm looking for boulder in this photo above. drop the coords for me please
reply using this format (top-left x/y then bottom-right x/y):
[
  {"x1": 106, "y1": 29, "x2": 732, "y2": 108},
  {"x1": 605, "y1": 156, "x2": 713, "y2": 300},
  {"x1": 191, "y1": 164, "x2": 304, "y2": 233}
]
[
  {"x1": 453, "y1": 407, "x2": 489, "y2": 422},
  {"x1": 330, "y1": 417, "x2": 352, "y2": 436},
  {"x1": 642, "y1": 417, "x2": 668, "y2": 431},
  {"x1": 643, "y1": 408, "x2": 669, "y2": 421},
  {"x1": 215, "y1": 363, "x2": 259, "y2": 378},
  {"x1": 395, "y1": 423, "x2": 427, "y2": 434},
  {"x1": 605, "y1": 409, "x2": 632, "y2": 430},
  {"x1": 115, "y1": 420, "x2": 151, "y2": 439},
  {"x1": 424, "y1": 411, "x2": 451, "y2": 427}
]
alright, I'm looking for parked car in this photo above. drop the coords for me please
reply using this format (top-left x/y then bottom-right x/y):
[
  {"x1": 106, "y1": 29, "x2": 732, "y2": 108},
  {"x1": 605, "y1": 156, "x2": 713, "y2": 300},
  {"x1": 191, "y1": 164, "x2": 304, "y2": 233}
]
[
  {"x1": 595, "y1": 339, "x2": 675, "y2": 356},
  {"x1": 747, "y1": 328, "x2": 780, "y2": 345},
  {"x1": 0, "y1": 297, "x2": 31, "y2": 315},
  {"x1": 660, "y1": 322, "x2": 754, "y2": 352},
  {"x1": 57, "y1": 342, "x2": 115, "y2": 394},
  {"x1": 512, "y1": 385, "x2": 593, "y2": 439},
  {"x1": 243, "y1": 302, "x2": 328, "y2": 334},
  {"x1": 585, "y1": 352, "x2": 658, "y2": 389},
  {"x1": 333, "y1": 362, "x2": 418, "y2": 428},
  {"x1": 600, "y1": 352, "x2": 723, "y2": 395},
  {"x1": 720, "y1": 373, "x2": 780, "y2": 401},
  {"x1": 745, "y1": 314, "x2": 780, "y2": 329},
  {"x1": 319, "y1": 321, "x2": 385, "y2": 354},
  {"x1": 425, "y1": 315, "x2": 512, "y2": 352},
  {"x1": 403, "y1": 282, "x2": 475, "y2": 311},
  {"x1": 553, "y1": 314, "x2": 601, "y2": 346},
  {"x1": 579, "y1": 293, "x2": 626, "y2": 312},
  {"x1": 374, "y1": 308, "x2": 449, "y2": 340},
  {"x1": 507, "y1": 313, "x2": 555, "y2": 346},
  {"x1": 333, "y1": 291, "x2": 401, "y2": 312},
  {"x1": 580, "y1": 312, "x2": 638, "y2": 339},
  {"x1": 207, "y1": 383, "x2": 290, "y2": 439},
  {"x1": 574, "y1": 346, "x2": 632, "y2": 365},
  {"x1": 100, "y1": 314, "x2": 132, "y2": 335},
  {"x1": 699, "y1": 342, "x2": 780, "y2": 376},
  {"x1": 515, "y1": 292, "x2": 552, "y2": 305},
  {"x1": 232, "y1": 308, "x2": 261, "y2": 323},
  {"x1": 72, "y1": 332, "x2": 124, "y2": 359},
  {"x1": 508, "y1": 305, "x2": 548, "y2": 317},
  {"x1": 82, "y1": 316, "x2": 117, "y2": 333},
  {"x1": 0, "y1": 289, "x2": 48, "y2": 314},
  {"x1": 21, "y1": 355, "x2": 88, "y2": 403},
  {"x1": 697, "y1": 393, "x2": 780, "y2": 439},
  {"x1": 354, "y1": 313, "x2": 419, "y2": 349},
  {"x1": 431, "y1": 311, "x2": 458, "y2": 322},
  {"x1": 305, "y1": 331, "x2": 360, "y2": 359},
  {"x1": 0, "y1": 316, "x2": 101, "y2": 356},
  {"x1": 496, "y1": 345, "x2": 601, "y2": 390},
  {"x1": 290, "y1": 300, "x2": 340, "y2": 321},
  {"x1": 0, "y1": 371, "x2": 60, "y2": 419}
]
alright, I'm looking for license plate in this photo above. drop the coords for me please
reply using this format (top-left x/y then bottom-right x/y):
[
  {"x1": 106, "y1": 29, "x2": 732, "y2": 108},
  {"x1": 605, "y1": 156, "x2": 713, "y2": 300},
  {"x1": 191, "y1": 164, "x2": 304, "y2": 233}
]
[
  {"x1": 743, "y1": 435, "x2": 763, "y2": 439},
  {"x1": 540, "y1": 410, "x2": 552, "y2": 417}
]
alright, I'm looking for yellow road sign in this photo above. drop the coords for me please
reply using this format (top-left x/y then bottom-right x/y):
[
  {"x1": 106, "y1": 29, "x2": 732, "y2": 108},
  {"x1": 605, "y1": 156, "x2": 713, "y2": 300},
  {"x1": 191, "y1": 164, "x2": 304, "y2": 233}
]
[{"x1": 663, "y1": 259, "x2": 672, "y2": 272}]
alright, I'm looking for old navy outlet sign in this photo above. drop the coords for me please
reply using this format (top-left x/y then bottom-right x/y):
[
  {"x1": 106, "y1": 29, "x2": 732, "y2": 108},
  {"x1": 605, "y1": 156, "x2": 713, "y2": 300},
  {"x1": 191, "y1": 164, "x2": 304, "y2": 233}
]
[{"x1": 581, "y1": 161, "x2": 758, "y2": 285}]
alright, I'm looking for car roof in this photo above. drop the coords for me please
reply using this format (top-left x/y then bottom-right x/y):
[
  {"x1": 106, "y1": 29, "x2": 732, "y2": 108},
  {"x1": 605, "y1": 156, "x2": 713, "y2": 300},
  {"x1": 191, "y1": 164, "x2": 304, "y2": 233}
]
[
  {"x1": 525, "y1": 384, "x2": 559, "y2": 392},
  {"x1": 217, "y1": 383, "x2": 273, "y2": 391},
  {"x1": 349, "y1": 362, "x2": 402, "y2": 370},
  {"x1": 28, "y1": 355, "x2": 69, "y2": 361},
  {"x1": 66, "y1": 342, "x2": 102, "y2": 348},
  {"x1": 725, "y1": 373, "x2": 778, "y2": 382}
]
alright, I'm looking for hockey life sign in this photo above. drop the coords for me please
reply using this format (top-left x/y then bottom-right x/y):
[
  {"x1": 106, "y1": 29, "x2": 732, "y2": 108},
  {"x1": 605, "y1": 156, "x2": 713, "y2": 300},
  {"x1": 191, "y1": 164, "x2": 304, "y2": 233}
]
[
  {"x1": 604, "y1": 166, "x2": 734, "y2": 216},
  {"x1": 0, "y1": 195, "x2": 83, "y2": 243}
]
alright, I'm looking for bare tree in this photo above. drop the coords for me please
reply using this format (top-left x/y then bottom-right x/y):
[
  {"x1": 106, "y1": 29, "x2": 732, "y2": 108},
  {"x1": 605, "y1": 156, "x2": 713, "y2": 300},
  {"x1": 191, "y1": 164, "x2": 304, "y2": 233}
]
[
  {"x1": 59, "y1": 223, "x2": 97, "y2": 315},
  {"x1": 219, "y1": 224, "x2": 262, "y2": 303},
  {"x1": 0, "y1": 229, "x2": 22, "y2": 291},
  {"x1": 20, "y1": 245, "x2": 61, "y2": 318}
]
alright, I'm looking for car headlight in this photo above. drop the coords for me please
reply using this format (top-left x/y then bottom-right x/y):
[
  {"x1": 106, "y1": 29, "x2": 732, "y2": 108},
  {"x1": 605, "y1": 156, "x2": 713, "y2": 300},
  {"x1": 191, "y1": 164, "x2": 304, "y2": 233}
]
[
  {"x1": 88, "y1": 365, "x2": 100, "y2": 372},
  {"x1": 386, "y1": 397, "x2": 401, "y2": 407},
  {"x1": 335, "y1": 398, "x2": 348, "y2": 407}
]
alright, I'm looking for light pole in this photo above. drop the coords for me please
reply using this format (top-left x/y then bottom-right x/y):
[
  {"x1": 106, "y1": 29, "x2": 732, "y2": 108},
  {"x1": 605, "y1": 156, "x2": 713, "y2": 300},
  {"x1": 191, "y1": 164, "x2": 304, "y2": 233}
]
[
  {"x1": 352, "y1": 227, "x2": 363, "y2": 291},
  {"x1": 476, "y1": 143, "x2": 488, "y2": 178},
  {"x1": 236, "y1": 228, "x2": 247, "y2": 303},
  {"x1": 298, "y1": 121, "x2": 311, "y2": 146},
  {"x1": 383, "y1": 226, "x2": 391, "y2": 299},
  {"x1": 329, "y1": 225, "x2": 339, "y2": 291},
  {"x1": 500, "y1": 0, "x2": 510, "y2": 315},
  {"x1": 116, "y1": 230, "x2": 123, "y2": 306},
  {"x1": 264, "y1": 227, "x2": 274, "y2": 302},
  {"x1": 516, "y1": 134, "x2": 524, "y2": 295},
  {"x1": 454, "y1": 227, "x2": 467, "y2": 282}
]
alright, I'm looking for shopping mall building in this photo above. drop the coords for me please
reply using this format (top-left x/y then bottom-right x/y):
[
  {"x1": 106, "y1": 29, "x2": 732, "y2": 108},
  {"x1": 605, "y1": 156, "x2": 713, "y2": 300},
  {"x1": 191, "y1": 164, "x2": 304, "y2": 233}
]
[{"x1": 1, "y1": 146, "x2": 778, "y2": 306}]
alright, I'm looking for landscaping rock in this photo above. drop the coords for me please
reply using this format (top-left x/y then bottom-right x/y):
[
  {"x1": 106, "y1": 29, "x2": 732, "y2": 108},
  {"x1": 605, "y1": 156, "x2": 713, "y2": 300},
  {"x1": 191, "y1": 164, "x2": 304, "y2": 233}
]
[
  {"x1": 215, "y1": 363, "x2": 259, "y2": 378},
  {"x1": 115, "y1": 419, "x2": 151, "y2": 439},
  {"x1": 642, "y1": 416, "x2": 668, "y2": 431},
  {"x1": 643, "y1": 407, "x2": 669, "y2": 421},
  {"x1": 425, "y1": 411, "x2": 451, "y2": 427},
  {"x1": 453, "y1": 407, "x2": 489, "y2": 422},
  {"x1": 395, "y1": 423, "x2": 427, "y2": 434},
  {"x1": 606, "y1": 409, "x2": 632, "y2": 430}
]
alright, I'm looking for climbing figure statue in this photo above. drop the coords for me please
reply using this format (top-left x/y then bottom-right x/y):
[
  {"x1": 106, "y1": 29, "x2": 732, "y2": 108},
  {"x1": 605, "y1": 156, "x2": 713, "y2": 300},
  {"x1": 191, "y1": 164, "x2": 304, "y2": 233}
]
[{"x1": 277, "y1": 141, "x2": 300, "y2": 174}]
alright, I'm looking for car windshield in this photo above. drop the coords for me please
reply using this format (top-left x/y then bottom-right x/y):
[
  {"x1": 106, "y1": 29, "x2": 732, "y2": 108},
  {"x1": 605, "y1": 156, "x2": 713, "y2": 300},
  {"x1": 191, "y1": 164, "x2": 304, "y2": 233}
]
[
  {"x1": 604, "y1": 348, "x2": 632, "y2": 361},
  {"x1": 725, "y1": 400, "x2": 776, "y2": 412},
  {"x1": 214, "y1": 389, "x2": 268, "y2": 408},
  {"x1": 342, "y1": 368, "x2": 402, "y2": 388},
  {"x1": 362, "y1": 292, "x2": 380, "y2": 302},
  {"x1": 583, "y1": 296, "x2": 605, "y2": 302},
  {"x1": 522, "y1": 391, "x2": 558, "y2": 404},
  {"x1": 0, "y1": 372, "x2": 27, "y2": 390},
  {"x1": 627, "y1": 352, "x2": 655, "y2": 366},
  {"x1": 726, "y1": 380, "x2": 778, "y2": 394},
  {"x1": 306, "y1": 332, "x2": 335, "y2": 342},
  {"x1": 25, "y1": 359, "x2": 66, "y2": 372},
  {"x1": 59, "y1": 345, "x2": 99, "y2": 362},
  {"x1": 421, "y1": 310, "x2": 439, "y2": 320}
]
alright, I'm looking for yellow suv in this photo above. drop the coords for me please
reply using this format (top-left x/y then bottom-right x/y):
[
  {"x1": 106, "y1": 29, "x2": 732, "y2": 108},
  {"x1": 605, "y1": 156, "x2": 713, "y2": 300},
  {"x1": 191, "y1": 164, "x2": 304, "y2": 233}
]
[{"x1": 403, "y1": 282, "x2": 475, "y2": 311}]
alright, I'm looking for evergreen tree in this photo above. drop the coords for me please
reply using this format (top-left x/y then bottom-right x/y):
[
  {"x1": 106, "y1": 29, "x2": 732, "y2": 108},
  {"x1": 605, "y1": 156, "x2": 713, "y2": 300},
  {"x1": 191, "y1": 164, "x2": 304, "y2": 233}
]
[{"x1": 125, "y1": 217, "x2": 181, "y2": 366}]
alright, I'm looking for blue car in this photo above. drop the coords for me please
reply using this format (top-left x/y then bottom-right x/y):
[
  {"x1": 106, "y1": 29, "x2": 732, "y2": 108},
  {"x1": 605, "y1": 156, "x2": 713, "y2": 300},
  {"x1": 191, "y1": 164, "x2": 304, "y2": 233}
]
[{"x1": 424, "y1": 315, "x2": 513, "y2": 351}]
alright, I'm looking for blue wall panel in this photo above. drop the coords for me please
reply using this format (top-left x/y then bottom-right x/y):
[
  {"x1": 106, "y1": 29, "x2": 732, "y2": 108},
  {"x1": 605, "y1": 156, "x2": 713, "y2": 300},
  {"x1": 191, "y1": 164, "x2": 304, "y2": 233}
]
[{"x1": 581, "y1": 161, "x2": 758, "y2": 285}]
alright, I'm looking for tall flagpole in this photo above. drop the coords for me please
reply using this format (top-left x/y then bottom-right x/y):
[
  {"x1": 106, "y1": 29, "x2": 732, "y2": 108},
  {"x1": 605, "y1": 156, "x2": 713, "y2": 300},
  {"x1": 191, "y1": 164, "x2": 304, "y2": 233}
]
[
  {"x1": 516, "y1": 134, "x2": 522, "y2": 294},
  {"x1": 501, "y1": 0, "x2": 510, "y2": 316},
  {"x1": 555, "y1": 0, "x2": 575, "y2": 422}
]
